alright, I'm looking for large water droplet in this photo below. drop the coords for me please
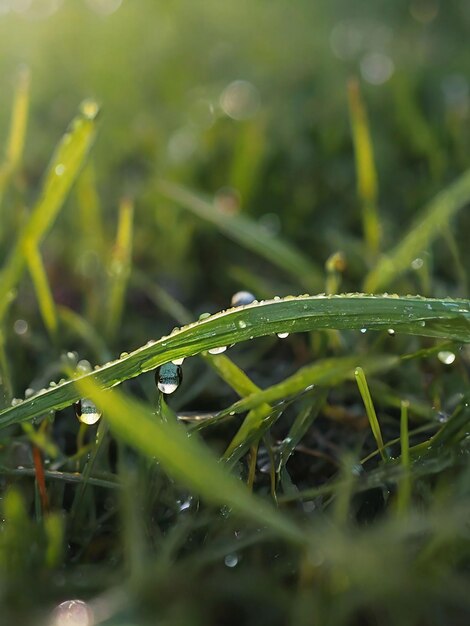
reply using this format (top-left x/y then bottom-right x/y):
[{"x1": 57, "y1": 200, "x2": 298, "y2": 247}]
[
  {"x1": 224, "y1": 553, "x2": 239, "y2": 568},
  {"x1": 208, "y1": 346, "x2": 227, "y2": 355},
  {"x1": 50, "y1": 599, "x2": 94, "y2": 626},
  {"x1": 231, "y1": 291, "x2": 256, "y2": 307},
  {"x1": 74, "y1": 399, "x2": 102, "y2": 425},
  {"x1": 437, "y1": 350, "x2": 456, "y2": 365},
  {"x1": 156, "y1": 362, "x2": 182, "y2": 394}
]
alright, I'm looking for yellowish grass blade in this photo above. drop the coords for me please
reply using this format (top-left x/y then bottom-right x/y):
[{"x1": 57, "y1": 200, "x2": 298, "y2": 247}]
[{"x1": 24, "y1": 243, "x2": 58, "y2": 340}]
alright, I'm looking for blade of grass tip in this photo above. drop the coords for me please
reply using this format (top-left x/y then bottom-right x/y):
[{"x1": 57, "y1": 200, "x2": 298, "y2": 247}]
[
  {"x1": 75, "y1": 376, "x2": 308, "y2": 546},
  {"x1": 364, "y1": 167, "x2": 470, "y2": 293},
  {"x1": 24, "y1": 243, "x2": 58, "y2": 341},
  {"x1": 1, "y1": 295, "x2": 469, "y2": 429},
  {"x1": 396, "y1": 400, "x2": 411, "y2": 514},
  {"x1": 347, "y1": 77, "x2": 381, "y2": 257},
  {"x1": 0, "y1": 66, "x2": 31, "y2": 209},
  {"x1": 0, "y1": 99, "x2": 100, "y2": 325},
  {"x1": 106, "y1": 197, "x2": 134, "y2": 341},
  {"x1": 355, "y1": 366, "x2": 387, "y2": 461},
  {"x1": 157, "y1": 180, "x2": 324, "y2": 292}
]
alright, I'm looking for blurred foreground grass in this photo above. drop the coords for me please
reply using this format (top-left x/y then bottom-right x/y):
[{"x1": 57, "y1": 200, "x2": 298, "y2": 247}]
[{"x1": 0, "y1": 1, "x2": 470, "y2": 625}]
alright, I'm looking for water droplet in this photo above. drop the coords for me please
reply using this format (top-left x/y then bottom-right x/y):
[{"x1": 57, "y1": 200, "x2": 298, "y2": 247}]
[
  {"x1": 277, "y1": 332, "x2": 289, "y2": 339},
  {"x1": 76, "y1": 360, "x2": 92, "y2": 374},
  {"x1": 437, "y1": 350, "x2": 456, "y2": 365},
  {"x1": 231, "y1": 291, "x2": 256, "y2": 307},
  {"x1": 50, "y1": 599, "x2": 94, "y2": 626},
  {"x1": 74, "y1": 399, "x2": 102, "y2": 425},
  {"x1": 11, "y1": 397, "x2": 22, "y2": 406},
  {"x1": 237, "y1": 320, "x2": 247, "y2": 329},
  {"x1": 208, "y1": 346, "x2": 227, "y2": 354},
  {"x1": 436, "y1": 411, "x2": 450, "y2": 423},
  {"x1": 54, "y1": 163, "x2": 66, "y2": 176},
  {"x1": 198, "y1": 312, "x2": 211, "y2": 320},
  {"x1": 24, "y1": 388, "x2": 35, "y2": 398},
  {"x1": 172, "y1": 357, "x2": 185, "y2": 365},
  {"x1": 224, "y1": 553, "x2": 239, "y2": 568},
  {"x1": 13, "y1": 319, "x2": 28, "y2": 335},
  {"x1": 420, "y1": 320, "x2": 426, "y2": 327},
  {"x1": 156, "y1": 362, "x2": 182, "y2": 394},
  {"x1": 360, "y1": 328, "x2": 367, "y2": 334},
  {"x1": 387, "y1": 328, "x2": 395, "y2": 336},
  {"x1": 119, "y1": 351, "x2": 129, "y2": 359}
]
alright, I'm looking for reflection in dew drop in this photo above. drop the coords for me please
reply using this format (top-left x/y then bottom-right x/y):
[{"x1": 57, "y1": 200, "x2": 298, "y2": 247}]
[
  {"x1": 208, "y1": 346, "x2": 227, "y2": 355},
  {"x1": 231, "y1": 291, "x2": 256, "y2": 307},
  {"x1": 156, "y1": 362, "x2": 182, "y2": 394},
  {"x1": 74, "y1": 399, "x2": 102, "y2": 425},
  {"x1": 50, "y1": 599, "x2": 94, "y2": 626},
  {"x1": 360, "y1": 52, "x2": 395, "y2": 85},
  {"x1": 224, "y1": 554, "x2": 239, "y2": 568},
  {"x1": 277, "y1": 332, "x2": 289, "y2": 339},
  {"x1": 437, "y1": 350, "x2": 456, "y2": 365},
  {"x1": 220, "y1": 80, "x2": 260, "y2": 120},
  {"x1": 55, "y1": 164, "x2": 66, "y2": 176},
  {"x1": 172, "y1": 357, "x2": 185, "y2": 365}
]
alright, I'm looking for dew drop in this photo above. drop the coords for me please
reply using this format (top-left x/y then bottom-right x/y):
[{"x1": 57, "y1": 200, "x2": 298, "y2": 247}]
[
  {"x1": 437, "y1": 350, "x2": 456, "y2": 365},
  {"x1": 199, "y1": 312, "x2": 211, "y2": 320},
  {"x1": 54, "y1": 163, "x2": 66, "y2": 176},
  {"x1": 11, "y1": 397, "x2": 23, "y2": 406},
  {"x1": 156, "y1": 362, "x2": 182, "y2": 394},
  {"x1": 76, "y1": 360, "x2": 92, "y2": 375},
  {"x1": 277, "y1": 332, "x2": 289, "y2": 339},
  {"x1": 24, "y1": 388, "x2": 35, "y2": 398},
  {"x1": 208, "y1": 346, "x2": 227, "y2": 354},
  {"x1": 119, "y1": 351, "x2": 129, "y2": 359},
  {"x1": 74, "y1": 398, "x2": 102, "y2": 425},
  {"x1": 224, "y1": 553, "x2": 239, "y2": 568},
  {"x1": 172, "y1": 357, "x2": 185, "y2": 365},
  {"x1": 360, "y1": 328, "x2": 367, "y2": 334},
  {"x1": 237, "y1": 320, "x2": 247, "y2": 329},
  {"x1": 231, "y1": 291, "x2": 256, "y2": 307},
  {"x1": 50, "y1": 599, "x2": 94, "y2": 626},
  {"x1": 387, "y1": 328, "x2": 395, "y2": 336}
]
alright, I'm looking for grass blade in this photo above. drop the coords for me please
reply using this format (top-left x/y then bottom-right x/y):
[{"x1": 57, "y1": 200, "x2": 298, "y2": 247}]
[
  {"x1": 347, "y1": 78, "x2": 381, "y2": 256},
  {"x1": 24, "y1": 243, "x2": 58, "y2": 340},
  {"x1": 355, "y1": 366, "x2": 386, "y2": 461},
  {"x1": 0, "y1": 99, "x2": 100, "y2": 324},
  {"x1": 74, "y1": 376, "x2": 307, "y2": 545},
  {"x1": 364, "y1": 167, "x2": 470, "y2": 292},
  {"x1": 396, "y1": 400, "x2": 411, "y2": 513},
  {"x1": 0, "y1": 294, "x2": 468, "y2": 429},
  {"x1": 157, "y1": 180, "x2": 323, "y2": 291}
]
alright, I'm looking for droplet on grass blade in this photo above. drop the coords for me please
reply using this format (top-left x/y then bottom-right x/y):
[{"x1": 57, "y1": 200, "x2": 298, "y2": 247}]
[
  {"x1": 50, "y1": 599, "x2": 94, "y2": 626},
  {"x1": 231, "y1": 290, "x2": 256, "y2": 307},
  {"x1": 156, "y1": 362, "x2": 182, "y2": 394},
  {"x1": 74, "y1": 399, "x2": 102, "y2": 425},
  {"x1": 208, "y1": 346, "x2": 227, "y2": 355},
  {"x1": 437, "y1": 350, "x2": 456, "y2": 365},
  {"x1": 277, "y1": 332, "x2": 289, "y2": 339}
]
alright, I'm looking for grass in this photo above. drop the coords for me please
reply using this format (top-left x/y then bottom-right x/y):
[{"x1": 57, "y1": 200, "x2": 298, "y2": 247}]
[{"x1": 0, "y1": 3, "x2": 469, "y2": 625}]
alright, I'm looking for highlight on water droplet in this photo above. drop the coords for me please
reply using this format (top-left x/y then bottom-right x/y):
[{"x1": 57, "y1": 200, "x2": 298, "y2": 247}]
[
  {"x1": 277, "y1": 332, "x2": 289, "y2": 339},
  {"x1": 208, "y1": 346, "x2": 227, "y2": 355},
  {"x1": 387, "y1": 328, "x2": 395, "y2": 336},
  {"x1": 231, "y1": 291, "x2": 256, "y2": 307},
  {"x1": 437, "y1": 350, "x2": 456, "y2": 365},
  {"x1": 74, "y1": 398, "x2": 102, "y2": 425},
  {"x1": 50, "y1": 599, "x2": 94, "y2": 626},
  {"x1": 172, "y1": 357, "x2": 185, "y2": 365},
  {"x1": 360, "y1": 328, "x2": 367, "y2": 334},
  {"x1": 156, "y1": 362, "x2": 182, "y2": 394}
]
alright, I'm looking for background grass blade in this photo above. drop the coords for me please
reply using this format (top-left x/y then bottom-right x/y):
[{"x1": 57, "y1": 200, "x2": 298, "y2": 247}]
[
  {"x1": 75, "y1": 376, "x2": 308, "y2": 546},
  {"x1": 0, "y1": 99, "x2": 99, "y2": 324},
  {"x1": 348, "y1": 78, "x2": 381, "y2": 257},
  {"x1": 24, "y1": 243, "x2": 58, "y2": 340},
  {"x1": 364, "y1": 167, "x2": 470, "y2": 292},
  {"x1": 157, "y1": 180, "x2": 323, "y2": 291},
  {"x1": 355, "y1": 366, "x2": 387, "y2": 461},
  {"x1": 0, "y1": 294, "x2": 468, "y2": 428}
]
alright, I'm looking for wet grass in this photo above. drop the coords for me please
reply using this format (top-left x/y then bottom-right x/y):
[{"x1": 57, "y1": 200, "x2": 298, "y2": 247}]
[{"x1": 0, "y1": 3, "x2": 470, "y2": 625}]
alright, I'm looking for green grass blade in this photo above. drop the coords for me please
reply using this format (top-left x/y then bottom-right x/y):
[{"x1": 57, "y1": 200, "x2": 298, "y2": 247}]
[
  {"x1": 74, "y1": 376, "x2": 308, "y2": 545},
  {"x1": 364, "y1": 168, "x2": 470, "y2": 292},
  {"x1": 0, "y1": 99, "x2": 99, "y2": 324},
  {"x1": 355, "y1": 366, "x2": 386, "y2": 461},
  {"x1": 106, "y1": 197, "x2": 134, "y2": 340},
  {"x1": 157, "y1": 180, "x2": 323, "y2": 291},
  {"x1": 0, "y1": 294, "x2": 468, "y2": 428},
  {"x1": 347, "y1": 78, "x2": 381, "y2": 256},
  {"x1": 0, "y1": 66, "x2": 30, "y2": 208},
  {"x1": 24, "y1": 243, "x2": 58, "y2": 340},
  {"x1": 396, "y1": 400, "x2": 411, "y2": 513}
]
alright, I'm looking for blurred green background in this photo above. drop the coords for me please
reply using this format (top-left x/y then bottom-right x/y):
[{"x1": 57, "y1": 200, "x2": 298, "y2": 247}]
[{"x1": 1, "y1": 0, "x2": 469, "y2": 318}]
